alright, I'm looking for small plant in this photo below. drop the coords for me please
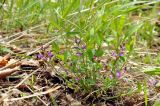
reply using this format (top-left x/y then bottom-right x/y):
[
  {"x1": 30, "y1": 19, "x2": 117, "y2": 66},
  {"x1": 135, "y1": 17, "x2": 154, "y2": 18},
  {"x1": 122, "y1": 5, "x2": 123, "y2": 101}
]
[
  {"x1": 0, "y1": 44, "x2": 12, "y2": 55},
  {"x1": 1, "y1": 0, "x2": 160, "y2": 105}
]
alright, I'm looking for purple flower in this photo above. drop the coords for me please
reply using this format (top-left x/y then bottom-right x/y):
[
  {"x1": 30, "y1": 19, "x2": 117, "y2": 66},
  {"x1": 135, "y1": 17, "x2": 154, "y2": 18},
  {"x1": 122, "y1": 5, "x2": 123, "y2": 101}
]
[
  {"x1": 111, "y1": 51, "x2": 117, "y2": 59},
  {"x1": 149, "y1": 91, "x2": 154, "y2": 96},
  {"x1": 76, "y1": 52, "x2": 83, "y2": 56},
  {"x1": 119, "y1": 51, "x2": 124, "y2": 57},
  {"x1": 47, "y1": 51, "x2": 53, "y2": 58},
  {"x1": 81, "y1": 45, "x2": 86, "y2": 50},
  {"x1": 37, "y1": 53, "x2": 44, "y2": 59},
  {"x1": 153, "y1": 80, "x2": 159, "y2": 86},
  {"x1": 75, "y1": 77, "x2": 80, "y2": 81},
  {"x1": 116, "y1": 71, "x2": 121, "y2": 79},
  {"x1": 111, "y1": 51, "x2": 117, "y2": 56},
  {"x1": 75, "y1": 38, "x2": 81, "y2": 44},
  {"x1": 148, "y1": 80, "x2": 152, "y2": 86},
  {"x1": 109, "y1": 75, "x2": 113, "y2": 79}
]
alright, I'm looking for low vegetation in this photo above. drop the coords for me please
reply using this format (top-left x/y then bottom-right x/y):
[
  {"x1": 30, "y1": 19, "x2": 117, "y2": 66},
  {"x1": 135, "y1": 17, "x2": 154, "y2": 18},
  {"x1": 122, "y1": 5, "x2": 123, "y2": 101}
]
[{"x1": 0, "y1": 0, "x2": 160, "y2": 105}]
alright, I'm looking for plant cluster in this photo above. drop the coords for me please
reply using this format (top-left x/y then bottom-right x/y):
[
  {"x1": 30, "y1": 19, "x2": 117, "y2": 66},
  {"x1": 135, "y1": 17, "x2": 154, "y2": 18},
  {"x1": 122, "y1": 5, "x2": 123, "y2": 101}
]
[{"x1": 1, "y1": 0, "x2": 160, "y2": 105}]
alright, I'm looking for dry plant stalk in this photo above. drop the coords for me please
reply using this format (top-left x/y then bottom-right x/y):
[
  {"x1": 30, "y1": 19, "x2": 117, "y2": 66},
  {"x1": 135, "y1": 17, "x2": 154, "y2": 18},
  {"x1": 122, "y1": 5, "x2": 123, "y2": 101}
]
[{"x1": 3, "y1": 86, "x2": 61, "y2": 102}]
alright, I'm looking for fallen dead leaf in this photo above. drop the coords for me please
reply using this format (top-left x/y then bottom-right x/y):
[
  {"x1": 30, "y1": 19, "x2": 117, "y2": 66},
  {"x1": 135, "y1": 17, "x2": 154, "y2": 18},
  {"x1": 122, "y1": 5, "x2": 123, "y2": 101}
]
[
  {"x1": 20, "y1": 59, "x2": 40, "y2": 70},
  {"x1": 0, "y1": 66, "x2": 20, "y2": 79},
  {"x1": 0, "y1": 54, "x2": 11, "y2": 68},
  {"x1": 6, "y1": 59, "x2": 21, "y2": 68}
]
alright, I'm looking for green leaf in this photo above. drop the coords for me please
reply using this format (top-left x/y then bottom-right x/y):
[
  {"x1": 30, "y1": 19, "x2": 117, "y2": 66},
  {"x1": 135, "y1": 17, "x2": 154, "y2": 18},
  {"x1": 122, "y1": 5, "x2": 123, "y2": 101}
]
[
  {"x1": 87, "y1": 79, "x2": 96, "y2": 85},
  {"x1": 118, "y1": 15, "x2": 126, "y2": 32},
  {"x1": 137, "y1": 82, "x2": 142, "y2": 92},
  {"x1": 153, "y1": 101, "x2": 160, "y2": 106},
  {"x1": 62, "y1": 0, "x2": 79, "y2": 18},
  {"x1": 119, "y1": 56, "x2": 125, "y2": 62},
  {"x1": 104, "y1": 77, "x2": 116, "y2": 89},
  {"x1": 66, "y1": 31, "x2": 80, "y2": 35},
  {"x1": 143, "y1": 67, "x2": 160, "y2": 75},
  {"x1": 50, "y1": 19, "x2": 61, "y2": 30},
  {"x1": 90, "y1": 28, "x2": 94, "y2": 37},
  {"x1": 0, "y1": 45, "x2": 13, "y2": 53},
  {"x1": 87, "y1": 49, "x2": 94, "y2": 61},
  {"x1": 143, "y1": 81, "x2": 148, "y2": 106},
  {"x1": 126, "y1": 39, "x2": 134, "y2": 52},
  {"x1": 64, "y1": 51, "x2": 68, "y2": 63},
  {"x1": 95, "y1": 49, "x2": 103, "y2": 57},
  {"x1": 52, "y1": 42, "x2": 60, "y2": 53},
  {"x1": 124, "y1": 23, "x2": 143, "y2": 40},
  {"x1": 39, "y1": 0, "x2": 44, "y2": 8},
  {"x1": 57, "y1": 54, "x2": 64, "y2": 61}
]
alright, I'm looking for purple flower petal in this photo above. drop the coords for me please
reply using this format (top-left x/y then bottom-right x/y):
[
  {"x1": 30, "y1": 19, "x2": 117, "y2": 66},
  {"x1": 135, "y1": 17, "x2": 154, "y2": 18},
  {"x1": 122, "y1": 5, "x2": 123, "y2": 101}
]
[
  {"x1": 149, "y1": 90, "x2": 154, "y2": 96},
  {"x1": 75, "y1": 38, "x2": 81, "y2": 44},
  {"x1": 111, "y1": 51, "x2": 117, "y2": 56},
  {"x1": 47, "y1": 51, "x2": 53, "y2": 58},
  {"x1": 111, "y1": 51, "x2": 117, "y2": 59},
  {"x1": 76, "y1": 52, "x2": 83, "y2": 56},
  {"x1": 109, "y1": 75, "x2": 113, "y2": 79},
  {"x1": 116, "y1": 71, "x2": 121, "y2": 79},
  {"x1": 75, "y1": 77, "x2": 80, "y2": 81},
  {"x1": 119, "y1": 51, "x2": 124, "y2": 57},
  {"x1": 153, "y1": 80, "x2": 159, "y2": 86},
  {"x1": 37, "y1": 53, "x2": 44, "y2": 59},
  {"x1": 82, "y1": 45, "x2": 86, "y2": 50},
  {"x1": 148, "y1": 80, "x2": 152, "y2": 86}
]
